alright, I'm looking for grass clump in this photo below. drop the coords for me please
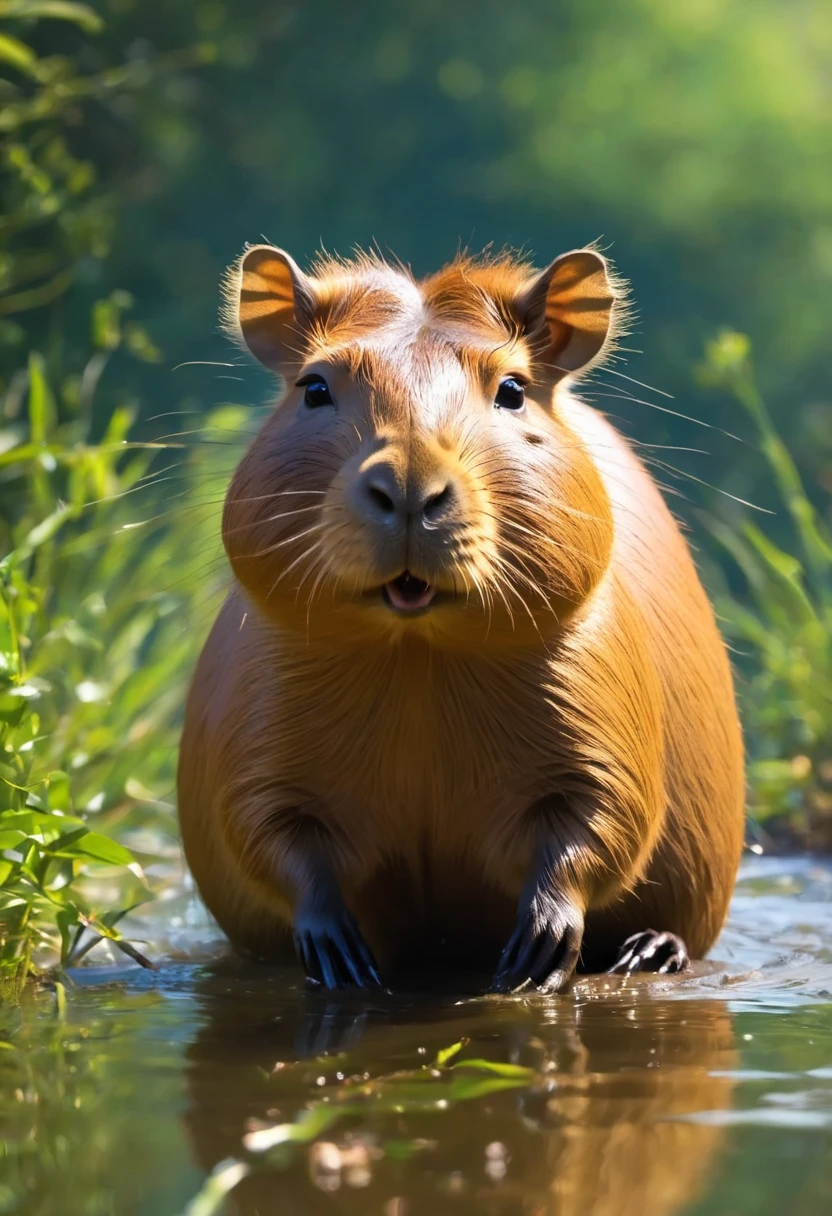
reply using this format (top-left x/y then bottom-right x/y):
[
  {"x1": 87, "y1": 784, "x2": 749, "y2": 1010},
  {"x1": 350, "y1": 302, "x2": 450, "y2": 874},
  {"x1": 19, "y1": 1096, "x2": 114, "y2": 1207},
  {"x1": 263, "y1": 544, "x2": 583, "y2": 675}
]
[
  {"x1": 0, "y1": 346, "x2": 231, "y2": 997},
  {"x1": 0, "y1": 0, "x2": 228, "y2": 998},
  {"x1": 701, "y1": 332, "x2": 832, "y2": 846}
]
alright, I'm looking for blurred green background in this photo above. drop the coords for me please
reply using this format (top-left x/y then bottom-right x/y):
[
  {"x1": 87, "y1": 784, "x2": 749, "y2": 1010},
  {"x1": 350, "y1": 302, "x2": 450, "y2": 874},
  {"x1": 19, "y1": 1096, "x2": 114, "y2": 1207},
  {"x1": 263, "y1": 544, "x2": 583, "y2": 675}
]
[
  {"x1": 8, "y1": 0, "x2": 832, "y2": 496},
  {"x1": 1, "y1": 0, "x2": 831, "y2": 983}
]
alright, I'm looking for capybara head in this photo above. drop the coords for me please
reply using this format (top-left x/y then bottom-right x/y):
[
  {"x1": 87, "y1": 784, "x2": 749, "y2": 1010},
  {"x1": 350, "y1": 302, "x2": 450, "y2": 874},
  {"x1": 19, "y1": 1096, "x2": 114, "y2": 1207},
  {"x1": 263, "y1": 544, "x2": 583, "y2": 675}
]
[{"x1": 222, "y1": 246, "x2": 623, "y2": 650}]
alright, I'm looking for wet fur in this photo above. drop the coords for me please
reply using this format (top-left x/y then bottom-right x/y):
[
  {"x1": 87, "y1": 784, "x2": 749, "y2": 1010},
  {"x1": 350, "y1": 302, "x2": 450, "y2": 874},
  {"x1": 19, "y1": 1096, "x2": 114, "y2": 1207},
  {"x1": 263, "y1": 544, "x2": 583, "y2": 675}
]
[{"x1": 179, "y1": 247, "x2": 745, "y2": 981}]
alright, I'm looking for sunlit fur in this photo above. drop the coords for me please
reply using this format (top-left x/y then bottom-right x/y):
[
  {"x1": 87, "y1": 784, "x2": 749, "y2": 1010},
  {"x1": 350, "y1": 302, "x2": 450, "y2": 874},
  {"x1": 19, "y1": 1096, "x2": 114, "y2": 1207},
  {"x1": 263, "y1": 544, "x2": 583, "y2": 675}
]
[
  {"x1": 178, "y1": 246, "x2": 745, "y2": 979},
  {"x1": 221, "y1": 253, "x2": 615, "y2": 652}
]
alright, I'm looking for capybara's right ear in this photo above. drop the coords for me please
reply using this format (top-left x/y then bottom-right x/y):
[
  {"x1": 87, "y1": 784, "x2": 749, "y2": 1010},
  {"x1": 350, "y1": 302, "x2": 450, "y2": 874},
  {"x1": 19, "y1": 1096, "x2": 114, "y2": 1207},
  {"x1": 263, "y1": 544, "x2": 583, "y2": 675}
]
[{"x1": 226, "y1": 244, "x2": 316, "y2": 372}]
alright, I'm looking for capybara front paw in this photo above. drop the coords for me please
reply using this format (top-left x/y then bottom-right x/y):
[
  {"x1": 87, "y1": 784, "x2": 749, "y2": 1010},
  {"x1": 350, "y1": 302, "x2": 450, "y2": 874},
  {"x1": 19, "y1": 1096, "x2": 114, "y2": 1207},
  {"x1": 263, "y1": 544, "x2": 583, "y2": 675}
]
[
  {"x1": 293, "y1": 906, "x2": 383, "y2": 990},
  {"x1": 607, "y1": 929, "x2": 690, "y2": 976},
  {"x1": 491, "y1": 896, "x2": 583, "y2": 995}
]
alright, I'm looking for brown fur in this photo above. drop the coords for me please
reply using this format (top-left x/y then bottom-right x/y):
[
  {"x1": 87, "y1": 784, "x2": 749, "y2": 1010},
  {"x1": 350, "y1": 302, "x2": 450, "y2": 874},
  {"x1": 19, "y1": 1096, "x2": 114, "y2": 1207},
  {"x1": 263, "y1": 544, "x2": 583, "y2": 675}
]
[{"x1": 178, "y1": 243, "x2": 745, "y2": 981}]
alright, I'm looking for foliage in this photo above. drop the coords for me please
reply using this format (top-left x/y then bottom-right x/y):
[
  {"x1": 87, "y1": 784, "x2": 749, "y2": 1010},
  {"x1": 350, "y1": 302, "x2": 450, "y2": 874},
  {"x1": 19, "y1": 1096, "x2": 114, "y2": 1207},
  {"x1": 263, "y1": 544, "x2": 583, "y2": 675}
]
[
  {"x1": 0, "y1": 341, "x2": 232, "y2": 996},
  {"x1": 0, "y1": 0, "x2": 230, "y2": 1000},
  {"x1": 700, "y1": 333, "x2": 832, "y2": 843},
  {"x1": 0, "y1": 0, "x2": 212, "y2": 342}
]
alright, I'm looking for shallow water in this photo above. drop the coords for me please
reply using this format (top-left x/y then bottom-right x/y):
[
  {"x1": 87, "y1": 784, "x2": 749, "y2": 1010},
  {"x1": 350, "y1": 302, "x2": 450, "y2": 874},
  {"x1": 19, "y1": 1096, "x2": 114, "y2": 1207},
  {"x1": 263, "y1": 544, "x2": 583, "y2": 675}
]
[{"x1": 2, "y1": 856, "x2": 832, "y2": 1216}]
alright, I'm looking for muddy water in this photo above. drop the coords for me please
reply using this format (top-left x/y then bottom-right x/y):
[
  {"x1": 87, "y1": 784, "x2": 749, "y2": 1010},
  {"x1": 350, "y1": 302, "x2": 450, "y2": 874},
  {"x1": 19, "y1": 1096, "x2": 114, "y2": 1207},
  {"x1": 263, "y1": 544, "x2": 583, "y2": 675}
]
[{"x1": 2, "y1": 856, "x2": 832, "y2": 1216}]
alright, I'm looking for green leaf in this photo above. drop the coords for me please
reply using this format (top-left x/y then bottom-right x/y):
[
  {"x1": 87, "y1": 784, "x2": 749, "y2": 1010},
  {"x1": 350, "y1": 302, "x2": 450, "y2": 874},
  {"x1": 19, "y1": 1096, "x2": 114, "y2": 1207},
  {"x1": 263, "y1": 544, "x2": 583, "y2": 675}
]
[
  {"x1": 0, "y1": 697, "x2": 27, "y2": 726},
  {"x1": 0, "y1": 32, "x2": 37, "y2": 76},
  {"x1": 0, "y1": 830, "x2": 27, "y2": 848},
  {"x1": 91, "y1": 295, "x2": 125, "y2": 352},
  {"x1": 70, "y1": 831, "x2": 135, "y2": 866},
  {"x1": 180, "y1": 1160, "x2": 250, "y2": 1216},
  {"x1": 742, "y1": 522, "x2": 818, "y2": 626},
  {"x1": 10, "y1": 502, "x2": 72, "y2": 565},
  {"x1": 434, "y1": 1038, "x2": 469, "y2": 1068},
  {"x1": 55, "y1": 905, "x2": 79, "y2": 963},
  {"x1": 0, "y1": 810, "x2": 83, "y2": 835},
  {"x1": 445, "y1": 1075, "x2": 530, "y2": 1101},
  {"x1": 45, "y1": 825, "x2": 89, "y2": 853},
  {"x1": 451, "y1": 1058, "x2": 534, "y2": 1079},
  {"x1": 0, "y1": 2, "x2": 104, "y2": 32},
  {"x1": 27, "y1": 352, "x2": 55, "y2": 446},
  {"x1": 243, "y1": 1105, "x2": 347, "y2": 1152}
]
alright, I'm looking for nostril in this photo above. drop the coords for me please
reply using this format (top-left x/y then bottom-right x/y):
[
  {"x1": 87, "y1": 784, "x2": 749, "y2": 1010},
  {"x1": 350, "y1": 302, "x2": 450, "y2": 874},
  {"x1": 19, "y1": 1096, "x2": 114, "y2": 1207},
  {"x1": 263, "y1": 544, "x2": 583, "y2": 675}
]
[
  {"x1": 367, "y1": 481, "x2": 396, "y2": 517},
  {"x1": 423, "y1": 484, "x2": 453, "y2": 522}
]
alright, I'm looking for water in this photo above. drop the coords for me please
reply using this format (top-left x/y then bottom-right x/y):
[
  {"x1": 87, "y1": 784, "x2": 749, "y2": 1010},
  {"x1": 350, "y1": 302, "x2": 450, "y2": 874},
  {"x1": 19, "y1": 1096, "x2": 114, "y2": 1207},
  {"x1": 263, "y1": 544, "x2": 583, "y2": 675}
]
[{"x1": 2, "y1": 856, "x2": 832, "y2": 1216}]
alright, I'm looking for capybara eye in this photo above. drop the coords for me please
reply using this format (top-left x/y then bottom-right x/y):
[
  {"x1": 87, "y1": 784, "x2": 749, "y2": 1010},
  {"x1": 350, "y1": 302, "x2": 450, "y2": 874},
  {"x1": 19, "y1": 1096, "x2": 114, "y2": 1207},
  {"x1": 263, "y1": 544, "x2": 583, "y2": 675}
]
[
  {"x1": 297, "y1": 375, "x2": 334, "y2": 408},
  {"x1": 495, "y1": 377, "x2": 526, "y2": 411}
]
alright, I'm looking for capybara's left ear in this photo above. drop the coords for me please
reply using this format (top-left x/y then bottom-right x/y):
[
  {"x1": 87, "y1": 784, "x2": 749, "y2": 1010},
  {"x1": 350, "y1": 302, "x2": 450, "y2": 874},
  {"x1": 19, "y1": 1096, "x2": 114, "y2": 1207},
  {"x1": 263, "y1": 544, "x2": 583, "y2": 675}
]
[{"x1": 518, "y1": 249, "x2": 619, "y2": 376}]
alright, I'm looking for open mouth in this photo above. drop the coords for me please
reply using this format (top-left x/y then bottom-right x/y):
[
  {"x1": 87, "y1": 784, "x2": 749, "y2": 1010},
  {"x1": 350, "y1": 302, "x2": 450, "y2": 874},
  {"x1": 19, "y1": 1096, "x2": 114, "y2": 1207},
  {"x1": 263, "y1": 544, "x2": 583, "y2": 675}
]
[{"x1": 382, "y1": 571, "x2": 437, "y2": 613}]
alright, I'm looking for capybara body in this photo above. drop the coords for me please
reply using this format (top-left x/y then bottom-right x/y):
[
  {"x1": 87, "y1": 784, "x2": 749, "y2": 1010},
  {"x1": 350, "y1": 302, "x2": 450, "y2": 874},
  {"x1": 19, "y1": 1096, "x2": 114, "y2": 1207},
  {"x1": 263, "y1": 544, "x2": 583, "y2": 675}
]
[{"x1": 177, "y1": 244, "x2": 745, "y2": 990}]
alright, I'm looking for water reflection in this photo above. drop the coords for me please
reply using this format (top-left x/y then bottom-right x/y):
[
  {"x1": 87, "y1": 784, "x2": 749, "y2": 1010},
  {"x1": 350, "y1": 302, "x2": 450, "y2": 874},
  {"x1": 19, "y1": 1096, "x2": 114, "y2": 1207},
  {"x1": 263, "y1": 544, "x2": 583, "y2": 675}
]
[
  {"x1": 5, "y1": 859, "x2": 832, "y2": 1214},
  {"x1": 181, "y1": 969, "x2": 737, "y2": 1215}
]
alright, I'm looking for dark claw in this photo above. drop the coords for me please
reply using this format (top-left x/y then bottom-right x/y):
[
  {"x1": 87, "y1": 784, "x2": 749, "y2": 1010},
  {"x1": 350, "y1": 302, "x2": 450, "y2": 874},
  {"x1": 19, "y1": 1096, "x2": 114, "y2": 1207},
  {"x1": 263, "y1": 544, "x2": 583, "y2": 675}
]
[
  {"x1": 491, "y1": 897, "x2": 583, "y2": 995},
  {"x1": 607, "y1": 929, "x2": 690, "y2": 976},
  {"x1": 292, "y1": 907, "x2": 383, "y2": 990}
]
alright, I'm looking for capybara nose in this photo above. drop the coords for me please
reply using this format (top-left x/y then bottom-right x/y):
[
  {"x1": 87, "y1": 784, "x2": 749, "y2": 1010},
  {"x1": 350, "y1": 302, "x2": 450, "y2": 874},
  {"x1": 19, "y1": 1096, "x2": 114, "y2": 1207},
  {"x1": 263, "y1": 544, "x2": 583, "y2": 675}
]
[
  {"x1": 421, "y1": 482, "x2": 454, "y2": 525},
  {"x1": 354, "y1": 462, "x2": 455, "y2": 528},
  {"x1": 354, "y1": 463, "x2": 405, "y2": 525}
]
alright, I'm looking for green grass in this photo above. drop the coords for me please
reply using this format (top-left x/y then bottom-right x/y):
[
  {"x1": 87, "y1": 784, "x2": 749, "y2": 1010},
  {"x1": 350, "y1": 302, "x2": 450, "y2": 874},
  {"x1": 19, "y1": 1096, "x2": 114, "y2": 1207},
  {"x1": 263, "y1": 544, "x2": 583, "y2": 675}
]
[
  {"x1": 0, "y1": 346, "x2": 234, "y2": 996},
  {"x1": 700, "y1": 332, "x2": 832, "y2": 844},
  {"x1": 0, "y1": 1, "x2": 233, "y2": 998}
]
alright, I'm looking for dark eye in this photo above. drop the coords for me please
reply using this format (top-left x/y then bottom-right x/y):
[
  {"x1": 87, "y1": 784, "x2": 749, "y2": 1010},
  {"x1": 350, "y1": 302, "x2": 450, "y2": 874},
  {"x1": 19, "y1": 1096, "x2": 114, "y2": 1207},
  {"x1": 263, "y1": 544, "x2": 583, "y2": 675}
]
[
  {"x1": 495, "y1": 377, "x2": 526, "y2": 411},
  {"x1": 297, "y1": 375, "x2": 334, "y2": 408}
]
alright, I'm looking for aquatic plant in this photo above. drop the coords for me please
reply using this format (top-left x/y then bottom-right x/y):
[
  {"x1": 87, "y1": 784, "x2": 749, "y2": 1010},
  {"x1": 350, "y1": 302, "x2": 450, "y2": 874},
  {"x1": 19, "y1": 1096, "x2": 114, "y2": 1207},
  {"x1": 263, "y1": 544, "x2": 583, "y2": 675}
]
[{"x1": 180, "y1": 1036, "x2": 534, "y2": 1212}]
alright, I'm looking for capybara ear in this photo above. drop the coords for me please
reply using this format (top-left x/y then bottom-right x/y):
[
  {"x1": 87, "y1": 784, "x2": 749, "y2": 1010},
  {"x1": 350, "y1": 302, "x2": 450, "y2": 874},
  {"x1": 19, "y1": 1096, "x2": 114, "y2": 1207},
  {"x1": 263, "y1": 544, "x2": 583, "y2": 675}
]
[
  {"x1": 519, "y1": 249, "x2": 619, "y2": 376},
  {"x1": 226, "y1": 244, "x2": 316, "y2": 372}
]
